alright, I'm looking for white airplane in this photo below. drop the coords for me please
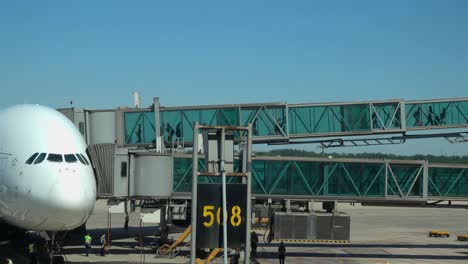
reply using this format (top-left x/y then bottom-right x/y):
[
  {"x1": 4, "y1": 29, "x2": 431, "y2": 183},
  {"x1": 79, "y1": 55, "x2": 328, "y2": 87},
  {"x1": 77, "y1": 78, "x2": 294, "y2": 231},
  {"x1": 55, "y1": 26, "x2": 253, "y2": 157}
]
[{"x1": 0, "y1": 104, "x2": 96, "y2": 241}]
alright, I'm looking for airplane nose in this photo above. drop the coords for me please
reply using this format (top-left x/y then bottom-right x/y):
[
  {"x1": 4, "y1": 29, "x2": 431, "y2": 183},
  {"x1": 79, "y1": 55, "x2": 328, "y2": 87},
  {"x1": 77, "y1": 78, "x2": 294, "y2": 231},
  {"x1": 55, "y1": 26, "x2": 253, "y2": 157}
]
[{"x1": 46, "y1": 172, "x2": 96, "y2": 230}]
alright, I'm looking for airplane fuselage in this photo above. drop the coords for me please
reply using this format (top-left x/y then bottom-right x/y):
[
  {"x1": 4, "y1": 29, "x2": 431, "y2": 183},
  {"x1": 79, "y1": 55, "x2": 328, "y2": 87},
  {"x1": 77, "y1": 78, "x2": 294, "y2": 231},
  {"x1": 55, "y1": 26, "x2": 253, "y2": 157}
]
[{"x1": 0, "y1": 105, "x2": 96, "y2": 232}]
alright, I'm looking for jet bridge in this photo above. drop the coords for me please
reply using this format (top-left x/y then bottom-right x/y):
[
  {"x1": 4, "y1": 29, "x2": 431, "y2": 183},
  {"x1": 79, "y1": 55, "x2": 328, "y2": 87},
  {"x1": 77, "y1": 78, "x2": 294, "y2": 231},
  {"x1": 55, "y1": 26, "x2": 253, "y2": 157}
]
[
  {"x1": 120, "y1": 97, "x2": 467, "y2": 147},
  {"x1": 58, "y1": 97, "x2": 468, "y2": 148},
  {"x1": 57, "y1": 96, "x2": 468, "y2": 201},
  {"x1": 87, "y1": 150, "x2": 468, "y2": 202},
  {"x1": 171, "y1": 154, "x2": 468, "y2": 201}
]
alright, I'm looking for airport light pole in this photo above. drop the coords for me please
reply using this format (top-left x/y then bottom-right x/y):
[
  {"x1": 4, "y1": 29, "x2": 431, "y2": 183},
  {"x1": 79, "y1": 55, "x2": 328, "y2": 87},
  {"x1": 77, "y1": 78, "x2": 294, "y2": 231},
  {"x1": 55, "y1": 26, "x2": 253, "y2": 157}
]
[
  {"x1": 220, "y1": 128, "x2": 228, "y2": 264},
  {"x1": 190, "y1": 122, "x2": 199, "y2": 264}
]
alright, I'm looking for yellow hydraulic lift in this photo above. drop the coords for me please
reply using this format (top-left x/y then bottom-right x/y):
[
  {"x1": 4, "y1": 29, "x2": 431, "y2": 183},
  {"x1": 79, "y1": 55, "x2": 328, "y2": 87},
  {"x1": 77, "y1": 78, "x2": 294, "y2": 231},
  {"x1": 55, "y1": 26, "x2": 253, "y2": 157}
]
[
  {"x1": 158, "y1": 225, "x2": 192, "y2": 255},
  {"x1": 429, "y1": 230, "x2": 450, "y2": 238},
  {"x1": 158, "y1": 225, "x2": 221, "y2": 264}
]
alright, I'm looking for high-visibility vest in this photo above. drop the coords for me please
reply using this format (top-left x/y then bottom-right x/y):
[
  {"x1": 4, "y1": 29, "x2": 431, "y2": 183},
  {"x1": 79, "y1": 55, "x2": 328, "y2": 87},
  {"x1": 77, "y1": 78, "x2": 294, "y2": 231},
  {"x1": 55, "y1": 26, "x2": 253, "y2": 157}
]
[
  {"x1": 85, "y1": 235, "x2": 92, "y2": 244},
  {"x1": 28, "y1": 243, "x2": 35, "y2": 253}
]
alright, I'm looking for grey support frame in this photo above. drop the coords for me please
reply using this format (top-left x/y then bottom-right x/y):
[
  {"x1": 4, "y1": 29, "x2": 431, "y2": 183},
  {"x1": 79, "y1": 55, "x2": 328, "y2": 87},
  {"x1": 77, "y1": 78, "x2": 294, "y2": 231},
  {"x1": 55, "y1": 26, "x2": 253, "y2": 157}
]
[{"x1": 190, "y1": 123, "x2": 253, "y2": 264}]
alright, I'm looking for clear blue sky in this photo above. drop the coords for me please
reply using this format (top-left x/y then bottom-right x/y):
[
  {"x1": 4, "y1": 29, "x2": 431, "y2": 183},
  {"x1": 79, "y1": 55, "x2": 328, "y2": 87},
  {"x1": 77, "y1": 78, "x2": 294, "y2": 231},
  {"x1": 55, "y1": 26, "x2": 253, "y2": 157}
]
[{"x1": 1, "y1": 0, "x2": 467, "y2": 155}]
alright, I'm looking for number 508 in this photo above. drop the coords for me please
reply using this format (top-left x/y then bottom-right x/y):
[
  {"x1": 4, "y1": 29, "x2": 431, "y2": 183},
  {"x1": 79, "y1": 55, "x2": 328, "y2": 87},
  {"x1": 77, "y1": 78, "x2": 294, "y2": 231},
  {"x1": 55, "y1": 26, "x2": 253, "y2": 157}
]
[{"x1": 202, "y1": 205, "x2": 242, "y2": 227}]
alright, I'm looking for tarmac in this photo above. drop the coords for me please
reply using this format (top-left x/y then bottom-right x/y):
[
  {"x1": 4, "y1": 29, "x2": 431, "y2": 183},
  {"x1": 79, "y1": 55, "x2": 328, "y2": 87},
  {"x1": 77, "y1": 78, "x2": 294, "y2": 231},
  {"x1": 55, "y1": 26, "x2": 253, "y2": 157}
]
[{"x1": 2, "y1": 200, "x2": 468, "y2": 263}]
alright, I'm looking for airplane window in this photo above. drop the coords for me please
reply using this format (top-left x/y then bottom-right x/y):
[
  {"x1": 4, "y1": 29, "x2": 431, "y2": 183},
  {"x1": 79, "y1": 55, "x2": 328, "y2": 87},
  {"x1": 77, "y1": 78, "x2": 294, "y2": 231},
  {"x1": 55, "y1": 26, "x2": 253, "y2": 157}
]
[
  {"x1": 64, "y1": 154, "x2": 78, "y2": 163},
  {"x1": 76, "y1": 153, "x2": 86, "y2": 165},
  {"x1": 79, "y1": 154, "x2": 90, "y2": 165},
  {"x1": 25, "y1": 153, "x2": 39, "y2": 164},
  {"x1": 47, "y1": 154, "x2": 63, "y2": 162},
  {"x1": 34, "y1": 153, "x2": 47, "y2": 164}
]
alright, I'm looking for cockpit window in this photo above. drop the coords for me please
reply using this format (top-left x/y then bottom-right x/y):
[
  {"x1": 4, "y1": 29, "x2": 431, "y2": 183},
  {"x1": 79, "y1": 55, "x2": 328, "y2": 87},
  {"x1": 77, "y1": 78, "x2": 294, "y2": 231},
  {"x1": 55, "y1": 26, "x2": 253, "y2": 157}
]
[
  {"x1": 34, "y1": 153, "x2": 47, "y2": 164},
  {"x1": 47, "y1": 154, "x2": 63, "y2": 162},
  {"x1": 64, "y1": 154, "x2": 78, "y2": 163},
  {"x1": 79, "y1": 154, "x2": 90, "y2": 166},
  {"x1": 26, "y1": 153, "x2": 39, "y2": 164},
  {"x1": 76, "y1": 153, "x2": 87, "y2": 165}
]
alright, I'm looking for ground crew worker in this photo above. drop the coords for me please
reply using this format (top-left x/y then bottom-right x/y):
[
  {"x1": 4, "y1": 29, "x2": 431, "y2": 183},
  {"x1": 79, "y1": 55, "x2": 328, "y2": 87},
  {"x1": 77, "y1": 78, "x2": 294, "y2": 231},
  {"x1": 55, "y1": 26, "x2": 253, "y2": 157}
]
[
  {"x1": 28, "y1": 241, "x2": 36, "y2": 264},
  {"x1": 278, "y1": 241, "x2": 286, "y2": 264},
  {"x1": 84, "y1": 233, "x2": 92, "y2": 256},
  {"x1": 100, "y1": 234, "x2": 107, "y2": 256},
  {"x1": 251, "y1": 231, "x2": 259, "y2": 259}
]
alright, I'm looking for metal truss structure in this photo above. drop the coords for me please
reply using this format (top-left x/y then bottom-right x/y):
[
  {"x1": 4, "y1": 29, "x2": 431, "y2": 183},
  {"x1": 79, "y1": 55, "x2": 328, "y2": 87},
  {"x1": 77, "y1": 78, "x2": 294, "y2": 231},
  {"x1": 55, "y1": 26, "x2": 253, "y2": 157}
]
[
  {"x1": 121, "y1": 97, "x2": 467, "y2": 146},
  {"x1": 172, "y1": 155, "x2": 468, "y2": 201}
]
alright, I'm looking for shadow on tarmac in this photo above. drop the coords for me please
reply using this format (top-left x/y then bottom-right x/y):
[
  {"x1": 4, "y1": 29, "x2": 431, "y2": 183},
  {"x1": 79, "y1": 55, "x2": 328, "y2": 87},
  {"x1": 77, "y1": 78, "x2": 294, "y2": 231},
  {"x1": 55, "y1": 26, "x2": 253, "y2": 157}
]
[
  {"x1": 258, "y1": 242, "x2": 468, "y2": 249},
  {"x1": 6, "y1": 225, "x2": 468, "y2": 262},
  {"x1": 0, "y1": 247, "x2": 29, "y2": 264},
  {"x1": 64, "y1": 226, "x2": 160, "y2": 245},
  {"x1": 61, "y1": 225, "x2": 194, "y2": 262},
  {"x1": 167, "y1": 249, "x2": 468, "y2": 261},
  {"x1": 255, "y1": 251, "x2": 468, "y2": 260},
  {"x1": 0, "y1": 226, "x2": 163, "y2": 263}
]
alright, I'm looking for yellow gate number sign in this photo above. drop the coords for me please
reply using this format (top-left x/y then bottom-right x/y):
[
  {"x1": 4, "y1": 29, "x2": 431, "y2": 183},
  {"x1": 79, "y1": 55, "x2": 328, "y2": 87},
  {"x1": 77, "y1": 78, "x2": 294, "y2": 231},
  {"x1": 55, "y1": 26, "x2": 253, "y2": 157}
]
[
  {"x1": 202, "y1": 205, "x2": 242, "y2": 227},
  {"x1": 196, "y1": 183, "x2": 247, "y2": 248}
]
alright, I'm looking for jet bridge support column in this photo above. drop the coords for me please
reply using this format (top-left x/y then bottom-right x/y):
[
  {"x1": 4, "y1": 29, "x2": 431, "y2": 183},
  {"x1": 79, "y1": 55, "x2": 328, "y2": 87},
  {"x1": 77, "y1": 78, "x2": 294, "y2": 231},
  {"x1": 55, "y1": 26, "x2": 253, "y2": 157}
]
[
  {"x1": 154, "y1": 97, "x2": 161, "y2": 138},
  {"x1": 307, "y1": 200, "x2": 314, "y2": 212},
  {"x1": 159, "y1": 205, "x2": 168, "y2": 241},
  {"x1": 423, "y1": 161, "x2": 429, "y2": 201},
  {"x1": 285, "y1": 199, "x2": 291, "y2": 213}
]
